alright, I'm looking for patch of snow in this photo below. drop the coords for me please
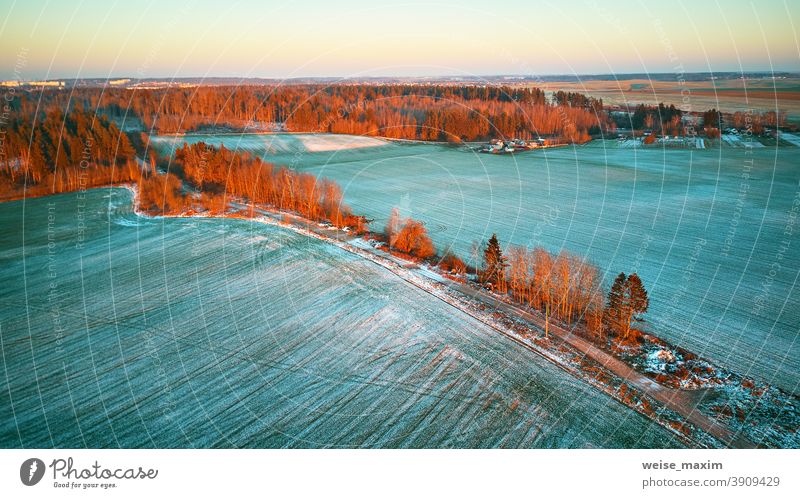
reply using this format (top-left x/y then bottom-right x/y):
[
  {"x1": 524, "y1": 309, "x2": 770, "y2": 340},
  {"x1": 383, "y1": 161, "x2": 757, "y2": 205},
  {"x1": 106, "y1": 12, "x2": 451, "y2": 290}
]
[
  {"x1": 779, "y1": 132, "x2": 800, "y2": 147},
  {"x1": 415, "y1": 265, "x2": 446, "y2": 283},
  {"x1": 297, "y1": 134, "x2": 387, "y2": 152},
  {"x1": 646, "y1": 349, "x2": 677, "y2": 373},
  {"x1": 723, "y1": 134, "x2": 764, "y2": 148}
]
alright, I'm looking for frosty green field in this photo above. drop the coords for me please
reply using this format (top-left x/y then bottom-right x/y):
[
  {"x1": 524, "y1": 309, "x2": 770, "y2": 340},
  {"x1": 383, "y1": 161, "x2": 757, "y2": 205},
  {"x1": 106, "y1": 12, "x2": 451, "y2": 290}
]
[
  {"x1": 0, "y1": 189, "x2": 680, "y2": 448},
  {"x1": 154, "y1": 134, "x2": 800, "y2": 394}
]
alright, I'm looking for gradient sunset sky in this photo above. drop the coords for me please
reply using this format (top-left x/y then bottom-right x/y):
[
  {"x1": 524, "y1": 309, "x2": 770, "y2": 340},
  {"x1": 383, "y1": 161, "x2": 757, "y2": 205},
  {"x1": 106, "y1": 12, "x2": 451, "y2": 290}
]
[{"x1": 0, "y1": 0, "x2": 798, "y2": 79}]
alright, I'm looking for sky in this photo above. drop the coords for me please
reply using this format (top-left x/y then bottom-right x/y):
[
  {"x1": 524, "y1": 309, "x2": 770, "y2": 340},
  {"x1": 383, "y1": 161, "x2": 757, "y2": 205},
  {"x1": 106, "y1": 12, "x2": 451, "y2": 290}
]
[{"x1": 0, "y1": 0, "x2": 798, "y2": 80}]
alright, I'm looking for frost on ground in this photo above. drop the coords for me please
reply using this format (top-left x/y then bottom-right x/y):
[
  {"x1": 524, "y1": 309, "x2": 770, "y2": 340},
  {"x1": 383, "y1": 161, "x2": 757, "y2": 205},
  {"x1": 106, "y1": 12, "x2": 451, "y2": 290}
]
[
  {"x1": 703, "y1": 381, "x2": 800, "y2": 448},
  {"x1": 0, "y1": 188, "x2": 683, "y2": 449},
  {"x1": 262, "y1": 137, "x2": 800, "y2": 395},
  {"x1": 595, "y1": 331, "x2": 799, "y2": 447},
  {"x1": 618, "y1": 337, "x2": 725, "y2": 390}
]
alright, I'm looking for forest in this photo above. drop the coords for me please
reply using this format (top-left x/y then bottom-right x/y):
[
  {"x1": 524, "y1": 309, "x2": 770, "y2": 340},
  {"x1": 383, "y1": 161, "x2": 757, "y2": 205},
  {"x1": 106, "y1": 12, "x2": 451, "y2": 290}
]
[
  {"x1": 8, "y1": 84, "x2": 611, "y2": 143},
  {"x1": 167, "y1": 141, "x2": 361, "y2": 229},
  {"x1": 0, "y1": 105, "x2": 361, "y2": 232},
  {"x1": 613, "y1": 103, "x2": 787, "y2": 138},
  {"x1": 0, "y1": 107, "x2": 138, "y2": 200}
]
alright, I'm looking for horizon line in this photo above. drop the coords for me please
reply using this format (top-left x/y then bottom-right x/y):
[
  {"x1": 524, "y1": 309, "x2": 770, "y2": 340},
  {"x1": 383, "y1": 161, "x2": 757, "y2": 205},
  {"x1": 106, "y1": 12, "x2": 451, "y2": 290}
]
[{"x1": 5, "y1": 70, "x2": 800, "y2": 83}]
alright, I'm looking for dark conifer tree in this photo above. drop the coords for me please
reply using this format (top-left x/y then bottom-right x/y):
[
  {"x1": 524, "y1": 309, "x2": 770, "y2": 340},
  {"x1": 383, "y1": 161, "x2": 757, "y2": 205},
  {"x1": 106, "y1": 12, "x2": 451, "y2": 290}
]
[
  {"x1": 607, "y1": 272, "x2": 627, "y2": 335},
  {"x1": 625, "y1": 273, "x2": 649, "y2": 339},
  {"x1": 482, "y1": 234, "x2": 508, "y2": 293},
  {"x1": 606, "y1": 272, "x2": 649, "y2": 340}
]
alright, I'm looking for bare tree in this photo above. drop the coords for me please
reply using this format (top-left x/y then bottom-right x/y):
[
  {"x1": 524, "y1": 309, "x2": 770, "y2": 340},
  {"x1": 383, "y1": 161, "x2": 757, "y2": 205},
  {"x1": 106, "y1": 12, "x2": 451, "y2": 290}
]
[
  {"x1": 385, "y1": 207, "x2": 402, "y2": 248},
  {"x1": 481, "y1": 234, "x2": 507, "y2": 293},
  {"x1": 532, "y1": 247, "x2": 554, "y2": 337},
  {"x1": 507, "y1": 245, "x2": 530, "y2": 304}
]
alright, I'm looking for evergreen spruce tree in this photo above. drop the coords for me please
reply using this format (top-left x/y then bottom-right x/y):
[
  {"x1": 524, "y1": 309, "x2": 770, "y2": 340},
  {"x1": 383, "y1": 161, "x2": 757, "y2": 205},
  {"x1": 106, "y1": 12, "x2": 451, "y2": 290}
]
[
  {"x1": 607, "y1": 272, "x2": 626, "y2": 331},
  {"x1": 606, "y1": 272, "x2": 649, "y2": 340},
  {"x1": 625, "y1": 273, "x2": 649, "y2": 339},
  {"x1": 482, "y1": 234, "x2": 507, "y2": 293}
]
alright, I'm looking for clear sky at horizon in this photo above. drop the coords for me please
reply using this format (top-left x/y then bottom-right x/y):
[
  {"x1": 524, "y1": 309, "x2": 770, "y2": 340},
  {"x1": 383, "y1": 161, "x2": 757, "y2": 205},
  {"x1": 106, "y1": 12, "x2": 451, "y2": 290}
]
[{"x1": 0, "y1": 0, "x2": 798, "y2": 80}]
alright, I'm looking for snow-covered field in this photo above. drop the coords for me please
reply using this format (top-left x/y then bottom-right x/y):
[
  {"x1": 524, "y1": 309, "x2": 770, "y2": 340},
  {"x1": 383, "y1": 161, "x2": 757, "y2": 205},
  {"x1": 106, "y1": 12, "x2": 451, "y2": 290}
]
[
  {"x1": 618, "y1": 137, "x2": 705, "y2": 149},
  {"x1": 160, "y1": 134, "x2": 800, "y2": 395},
  {"x1": 778, "y1": 132, "x2": 800, "y2": 147},
  {"x1": 721, "y1": 134, "x2": 765, "y2": 148},
  {"x1": 149, "y1": 133, "x2": 800, "y2": 394},
  {"x1": 297, "y1": 134, "x2": 387, "y2": 151},
  {"x1": 0, "y1": 189, "x2": 680, "y2": 448},
  {"x1": 151, "y1": 132, "x2": 388, "y2": 156},
  {"x1": 617, "y1": 138, "x2": 641, "y2": 148}
]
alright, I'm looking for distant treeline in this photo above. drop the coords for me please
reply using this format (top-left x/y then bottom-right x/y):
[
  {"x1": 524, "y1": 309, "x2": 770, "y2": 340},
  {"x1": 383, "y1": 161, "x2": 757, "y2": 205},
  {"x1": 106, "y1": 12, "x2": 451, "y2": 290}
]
[
  {"x1": 613, "y1": 103, "x2": 788, "y2": 137},
  {"x1": 552, "y1": 91, "x2": 604, "y2": 112},
  {"x1": 612, "y1": 103, "x2": 685, "y2": 136},
  {"x1": 728, "y1": 110, "x2": 787, "y2": 133},
  {"x1": 10, "y1": 84, "x2": 611, "y2": 143}
]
